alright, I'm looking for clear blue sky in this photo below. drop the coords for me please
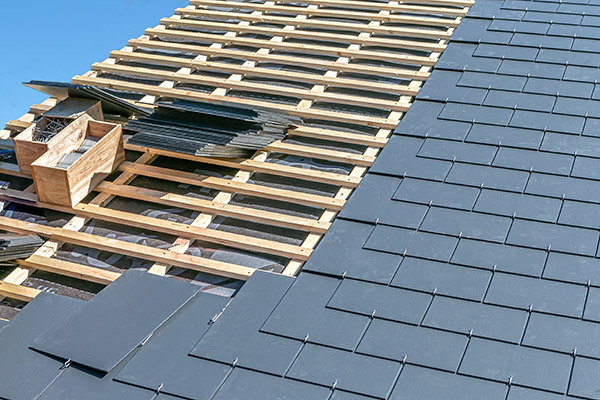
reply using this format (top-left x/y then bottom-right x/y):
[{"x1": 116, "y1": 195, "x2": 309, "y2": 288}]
[{"x1": 0, "y1": 0, "x2": 187, "y2": 127}]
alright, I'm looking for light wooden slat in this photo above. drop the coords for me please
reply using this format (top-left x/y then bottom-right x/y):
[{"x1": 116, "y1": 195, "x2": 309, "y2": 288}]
[
  {"x1": 16, "y1": 256, "x2": 120, "y2": 286},
  {"x1": 265, "y1": 141, "x2": 376, "y2": 166},
  {"x1": 0, "y1": 281, "x2": 39, "y2": 302},
  {"x1": 278, "y1": 0, "x2": 474, "y2": 10},
  {"x1": 288, "y1": 126, "x2": 387, "y2": 147}
]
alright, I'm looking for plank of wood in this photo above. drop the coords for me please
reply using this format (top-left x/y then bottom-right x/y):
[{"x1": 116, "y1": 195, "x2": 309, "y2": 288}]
[
  {"x1": 265, "y1": 141, "x2": 376, "y2": 166},
  {"x1": 0, "y1": 281, "x2": 39, "y2": 302},
  {"x1": 272, "y1": 0, "x2": 474, "y2": 9},
  {"x1": 16, "y1": 256, "x2": 120, "y2": 286}
]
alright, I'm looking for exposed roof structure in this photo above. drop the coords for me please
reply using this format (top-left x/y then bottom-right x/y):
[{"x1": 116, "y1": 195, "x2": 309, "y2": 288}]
[{"x1": 2, "y1": 0, "x2": 600, "y2": 398}]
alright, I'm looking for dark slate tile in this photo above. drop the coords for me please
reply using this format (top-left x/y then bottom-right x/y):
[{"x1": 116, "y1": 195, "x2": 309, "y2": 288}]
[
  {"x1": 452, "y1": 239, "x2": 547, "y2": 277},
  {"x1": 474, "y1": 43, "x2": 539, "y2": 61},
  {"x1": 474, "y1": 189, "x2": 561, "y2": 222},
  {"x1": 439, "y1": 103, "x2": 513, "y2": 126},
  {"x1": 564, "y1": 65, "x2": 600, "y2": 83},
  {"x1": 261, "y1": 273, "x2": 370, "y2": 350},
  {"x1": 558, "y1": 3, "x2": 600, "y2": 14},
  {"x1": 582, "y1": 14, "x2": 600, "y2": 26},
  {"x1": 466, "y1": 123, "x2": 543, "y2": 149},
  {"x1": 32, "y1": 270, "x2": 199, "y2": 373},
  {"x1": 524, "y1": 77, "x2": 594, "y2": 99},
  {"x1": 303, "y1": 219, "x2": 402, "y2": 283},
  {"x1": 583, "y1": 287, "x2": 600, "y2": 322},
  {"x1": 524, "y1": 10, "x2": 583, "y2": 25},
  {"x1": 506, "y1": 387, "x2": 566, "y2": 400},
  {"x1": 571, "y1": 157, "x2": 600, "y2": 181},
  {"x1": 542, "y1": 132, "x2": 600, "y2": 157},
  {"x1": 327, "y1": 278, "x2": 431, "y2": 324},
  {"x1": 437, "y1": 43, "x2": 502, "y2": 73},
  {"x1": 524, "y1": 313, "x2": 600, "y2": 358},
  {"x1": 468, "y1": 0, "x2": 525, "y2": 20},
  {"x1": 213, "y1": 368, "x2": 330, "y2": 400},
  {"x1": 445, "y1": 163, "x2": 529, "y2": 192},
  {"x1": 457, "y1": 71, "x2": 527, "y2": 92},
  {"x1": 423, "y1": 296, "x2": 528, "y2": 343},
  {"x1": 507, "y1": 219, "x2": 599, "y2": 256},
  {"x1": 330, "y1": 391, "x2": 374, "y2": 400},
  {"x1": 544, "y1": 252, "x2": 600, "y2": 286},
  {"x1": 510, "y1": 33, "x2": 573, "y2": 50},
  {"x1": 190, "y1": 272, "x2": 301, "y2": 377},
  {"x1": 489, "y1": 19, "x2": 550, "y2": 35},
  {"x1": 338, "y1": 173, "x2": 402, "y2": 224},
  {"x1": 549, "y1": 24, "x2": 600, "y2": 40},
  {"x1": 483, "y1": 90, "x2": 556, "y2": 112},
  {"x1": 370, "y1": 136, "x2": 452, "y2": 180},
  {"x1": 390, "y1": 365, "x2": 508, "y2": 400},
  {"x1": 485, "y1": 273, "x2": 586, "y2": 317},
  {"x1": 377, "y1": 201, "x2": 428, "y2": 229},
  {"x1": 554, "y1": 97, "x2": 600, "y2": 118},
  {"x1": 492, "y1": 147, "x2": 573, "y2": 175},
  {"x1": 393, "y1": 101, "x2": 472, "y2": 141},
  {"x1": 526, "y1": 172, "x2": 600, "y2": 203},
  {"x1": 364, "y1": 225, "x2": 458, "y2": 262},
  {"x1": 502, "y1": 0, "x2": 559, "y2": 12},
  {"x1": 585, "y1": 118, "x2": 600, "y2": 138},
  {"x1": 573, "y1": 38, "x2": 600, "y2": 54},
  {"x1": 0, "y1": 293, "x2": 83, "y2": 400},
  {"x1": 537, "y1": 48, "x2": 599, "y2": 68},
  {"x1": 452, "y1": 18, "x2": 512, "y2": 44},
  {"x1": 392, "y1": 178, "x2": 479, "y2": 211},
  {"x1": 420, "y1": 207, "x2": 511, "y2": 243},
  {"x1": 391, "y1": 257, "x2": 491, "y2": 301},
  {"x1": 416, "y1": 70, "x2": 487, "y2": 105},
  {"x1": 287, "y1": 344, "x2": 401, "y2": 399},
  {"x1": 459, "y1": 338, "x2": 572, "y2": 393},
  {"x1": 569, "y1": 357, "x2": 600, "y2": 400},
  {"x1": 357, "y1": 320, "x2": 467, "y2": 372},
  {"x1": 559, "y1": 201, "x2": 600, "y2": 229},
  {"x1": 510, "y1": 110, "x2": 585, "y2": 135},
  {"x1": 417, "y1": 138, "x2": 497, "y2": 165},
  {"x1": 0, "y1": 319, "x2": 6, "y2": 330}
]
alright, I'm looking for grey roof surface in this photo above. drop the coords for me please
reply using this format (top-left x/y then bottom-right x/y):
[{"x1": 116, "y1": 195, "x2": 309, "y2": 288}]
[{"x1": 3, "y1": 0, "x2": 600, "y2": 398}]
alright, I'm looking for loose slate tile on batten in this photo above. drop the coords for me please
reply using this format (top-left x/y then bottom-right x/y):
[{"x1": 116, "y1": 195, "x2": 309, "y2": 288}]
[{"x1": 32, "y1": 269, "x2": 200, "y2": 373}]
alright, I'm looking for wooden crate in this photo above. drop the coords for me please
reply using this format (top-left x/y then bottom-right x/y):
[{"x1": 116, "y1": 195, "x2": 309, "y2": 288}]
[{"x1": 31, "y1": 116, "x2": 125, "y2": 207}]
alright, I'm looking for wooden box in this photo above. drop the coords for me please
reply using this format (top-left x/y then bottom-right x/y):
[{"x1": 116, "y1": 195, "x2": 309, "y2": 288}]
[{"x1": 31, "y1": 116, "x2": 125, "y2": 207}]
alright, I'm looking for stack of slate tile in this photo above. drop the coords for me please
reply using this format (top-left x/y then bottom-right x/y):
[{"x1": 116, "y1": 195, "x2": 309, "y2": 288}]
[
  {"x1": 125, "y1": 99, "x2": 302, "y2": 158},
  {"x1": 0, "y1": 234, "x2": 43, "y2": 262}
]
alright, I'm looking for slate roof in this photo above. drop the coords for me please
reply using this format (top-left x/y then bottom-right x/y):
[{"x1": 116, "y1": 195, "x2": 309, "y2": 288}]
[{"x1": 3, "y1": 0, "x2": 600, "y2": 398}]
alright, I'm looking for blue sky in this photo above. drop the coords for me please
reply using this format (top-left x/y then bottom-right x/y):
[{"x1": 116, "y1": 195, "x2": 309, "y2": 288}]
[{"x1": 0, "y1": 0, "x2": 187, "y2": 127}]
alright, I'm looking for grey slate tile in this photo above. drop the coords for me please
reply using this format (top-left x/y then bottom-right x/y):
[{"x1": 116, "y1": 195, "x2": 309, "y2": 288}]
[
  {"x1": 420, "y1": 207, "x2": 512, "y2": 242},
  {"x1": 558, "y1": 3, "x2": 600, "y2": 15},
  {"x1": 390, "y1": 366, "x2": 508, "y2": 400},
  {"x1": 459, "y1": 338, "x2": 572, "y2": 393},
  {"x1": 392, "y1": 178, "x2": 480, "y2": 211},
  {"x1": 445, "y1": 163, "x2": 530, "y2": 192},
  {"x1": 489, "y1": 19, "x2": 549, "y2": 35},
  {"x1": 569, "y1": 357, "x2": 600, "y2": 399},
  {"x1": 32, "y1": 269, "x2": 199, "y2": 373},
  {"x1": 393, "y1": 101, "x2": 472, "y2": 141},
  {"x1": 537, "y1": 48, "x2": 599, "y2": 68},
  {"x1": 457, "y1": 71, "x2": 527, "y2": 92},
  {"x1": 466, "y1": 123, "x2": 543, "y2": 149},
  {"x1": 357, "y1": 320, "x2": 467, "y2": 372},
  {"x1": 524, "y1": 10, "x2": 583, "y2": 25},
  {"x1": 559, "y1": 201, "x2": 600, "y2": 229},
  {"x1": 416, "y1": 70, "x2": 487, "y2": 105},
  {"x1": 492, "y1": 147, "x2": 573, "y2": 175},
  {"x1": 506, "y1": 219, "x2": 599, "y2": 256},
  {"x1": 439, "y1": 103, "x2": 513, "y2": 126},
  {"x1": 543, "y1": 252, "x2": 600, "y2": 286},
  {"x1": 468, "y1": 0, "x2": 525, "y2": 20},
  {"x1": 524, "y1": 313, "x2": 600, "y2": 358},
  {"x1": 554, "y1": 97, "x2": 600, "y2": 118},
  {"x1": 330, "y1": 391, "x2": 374, "y2": 400},
  {"x1": 474, "y1": 189, "x2": 561, "y2": 222},
  {"x1": 423, "y1": 296, "x2": 528, "y2": 343},
  {"x1": 391, "y1": 257, "x2": 491, "y2": 301},
  {"x1": 327, "y1": 278, "x2": 431, "y2": 324},
  {"x1": 213, "y1": 368, "x2": 330, "y2": 400},
  {"x1": 573, "y1": 38, "x2": 600, "y2": 54},
  {"x1": 542, "y1": 132, "x2": 600, "y2": 157},
  {"x1": 261, "y1": 273, "x2": 370, "y2": 350},
  {"x1": 452, "y1": 239, "x2": 547, "y2": 276},
  {"x1": 571, "y1": 157, "x2": 600, "y2": 181},
  {"x1": 526, "y1": 172, "x2": 600, "y2": 203},
  {"x1": 303, "y1": 219, "x2": 402, "y2": 283},
  {"x1": 524, "y1": 77, "x2": 594, "y2": 99},
  {"x1": 510, "y1": 33, "x2": 574, "y2": 50},
  {"x1": 190, "y1": 272, "x2": 301, "y2": 377},
  {"x1": 549, "y1": 24, "x2": 600, "y2": 40},
  {"x1": 485, "y1": 273, "x2": 586, "y2": 317},
  {"x1": 338, "y1": 174, "x2": 402, "y2": 224},
  {"x1": 437, "y1": 43, "x2": 502, "y2": 73},
  {"x1": 502, "y1": 0, "x2": 558, "y2": 12},
  {"x1": 583, "y1": 118, "x2": 600, "y2": 138},
  {"x1": 510, "y1": 110, "x2": 585, "y2": 135},
  {"x1": 506, "y1": 387, "x2": 566, "y2": 400},
  {"x1": 483, "y1": 90, "x2": 556, "y2": 112},
  {"x1": 474, "y1": 43, "x2": 539, "y2": 61},
  {"x1": 564, "y1": 65, "x2": 600, "y2": 83},
  {"x1": 377, "y1": 201, "x2": 429, "y2": 230},
  {"x1": 364, "y1": 225, "x2": 458, "y2": 262},
  {"x1": 452, "y1": 18, "x2": 512, "y2": 44},
  {"x1": 287, "y1": 344, "x2": 401, "y2": 399},
  {"x1": 582, "y1": 14, "x2": 600, "y2": 26},
  {"x1": 418, "y1": 138, "x2": 497, "y2": 165},
  {"x1": 583, "y1": 287, "x2": 600, "y2": 322}
]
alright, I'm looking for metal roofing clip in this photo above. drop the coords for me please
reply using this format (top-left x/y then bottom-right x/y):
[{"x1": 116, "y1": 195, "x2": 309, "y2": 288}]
[
  {"x1": 432, "y1": 287, "x2": 437, "y2": 296},
  {"x1": 232, "y1": 357, "x2": 238, "y2": 367},
  {"x1": 528, "y1": 304, "x2": 534, "y2": 313},
  {"x1": 573, "y1": 348, "x2": 577, "y2": 358},
  {"x1": 60, "y1": 359, "x2": 71, "y2": 370},
  {"x1": 155, "y1": 383, "x2": 164, "y2": 394},
  {"x1": 508, "y1": 376, "x2": 513, "y2": 386},
  {"x1": 332, "y1": 380, "x2": 338, "y2": 390},
  {"x1": 402, "y1": 354, "x2": 407, "y2": 365},
  {"x1": 468, "y1": 329, "x2": 473, "y2": 338},
  {"x1": 140, "y1": 332, "x2": 153, "y2": 346},
  {"x1": 587, "y1": 279, "x2": 592, "y2": 288},
  {"x1": 303, "y1": 334, "x2": 309, "y2": 344},
  {"x1": 342, "y1": 270, "x2": 347, "y2": 279},
  {"x1": 370, "y1": 309, "x2": 376, "y2": 319}
]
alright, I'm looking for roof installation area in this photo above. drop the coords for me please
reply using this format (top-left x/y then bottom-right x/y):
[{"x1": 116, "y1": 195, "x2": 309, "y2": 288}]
[{"x1": 1, "y1": 0, "x2": 600, "y2": 398}]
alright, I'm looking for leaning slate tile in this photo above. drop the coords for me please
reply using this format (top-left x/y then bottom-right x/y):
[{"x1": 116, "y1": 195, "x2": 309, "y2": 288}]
[
  {"x1": 439, "y1": 103, "x2": 513, "y2": 126},
  {"x1": 554, "y1": 97, "x2": 600, "y2": 118},
  {"x1": 466, "y1": 123, "x2": 543, "y2": 149},
  {"x1": 394, "y1": 101, "x2": 472, "y2": 140},
  {"x1": 420, "y1": 207, "x2": 511, "y2": 243},
  {"x1": 524, "y1": 10, "x2": 583, "y2": 25},
  {"x1": 377, "y1": 201, "x2": 428, "y2": 230},
  {"x1": 391, "y1": 257, "x2": 491, "y2": 301},
  {"x1": 32, "y1": 269, "x2": 200, "y2": 373},
  {"x1": 483, "y1": 90, "x2": 556, "y2": 112},
  {"x1": 116, "y1": 292, "x2": 231, "y2": 398},
  {"x1": 492, "y1": 147, "x2": 573, "y2": 175},
  {"x1": 452, "y1": 239, "x2": 547, "y2": 276},
  {"x1": 445, "y1": 163, "x2": 529, "y2": 192},
  {"x1": 474, "y1": 43, "x2": 539, "y2": 61},
  {"x1": 364, "y1": 225, "x2": 458, "y2": 262},
  {"x1": 338, "y1": 174, "x2": 402, "y2": 224},
  {"x1": 583, "y1": 287, "x2": 600, "y2": 322},
  {"x1": 507, "y1": 386, "x2": 568, "y2": 400},
  {"x1": 485, "y1": 273, "x2": 586, "y2": 317},
  {"x1": 327, "y1": 278, "x2": 431, "y2": 324},
  {"x1": 524, "y1": 313, "x2": 600, "y2": 358},
  {"x1": 417, "y1": 138, "x2": 497, "y2": 165},
  {"x1": 537, "y1": 48, "x2": 599, "y2": 67},
  {"x1": 510, "y1": 33, "x2": 573, "y2": 50},
  {"x1": 287, "y1": 344, "x2": 400, "y2": 399},
  {"x1": 459, "y1": 338, "x2": 572, "y2": 393},
  {"x1": 569, "y1": 357, "x2": 600, "y2": 399},
  {"x1": 542, "y1": 132, "x2": 600, "y2": 157},
  {"x1": 544, "y1": 252, "x2": 600, "y2": 286},
  {"x1": 559, "y1": 200, "x2": 600, "y2": 230},
  {"x1": 357, "y1": 320, "x2": 467, "y2": 372},
  {"x1": 474, "y1": 189, "x2": 561, "y2": 222},
  {"x1": 0, "y1": 293, "x2": 83, "y2": 400},
  {"x1": 526, "y1": 173, "x2": 600, "y2": 203},
  {"x1": 423, "y1": 296, "x2": 528, "y2": 343},
  {"x1": 416, "y1": 70, "x2": 487, "y2": 105},
  {"x1": 564, "y1": 65, "x2": 600, "y2": 83},
  {"x1": 510, "y1": 110, "x2": 584, "y2": 135},
  {"x1": 571, "y1": 157, "x2": 600, "y2": 181},
  {"x1": 261, "y1": 273, "x2": 370, "y2": 350},
  {"x1": 457, "y1": 71, "x2": 527, "y2": 92},
  {"x1": 213, "y1": 368, "x2": 330, "y2": 400},
  {"x1": 392, "y1": 178, "x2": 479, "y2": 211},
  {"x1": 437, "y1": 43, "x2": 501, "y2": 73},
  {"x1": 507, "y1": 219, "x2": 599, "y2": 256},
  {"x1": 303, "y1": 219, "x2": 402, "y2": 283},
  {"x1": 524, "y1": 77, "x2": 594, "y2": 99}
]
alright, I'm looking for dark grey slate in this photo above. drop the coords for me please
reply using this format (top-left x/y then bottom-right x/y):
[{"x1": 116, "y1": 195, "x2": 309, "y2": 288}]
[
  {"x1": 468, "y1": 0, "x2": 524, "y2": 20},
  {"x1": 287, "y1": 344, "x2": 401, "y2": 399},
  {"x1": 564, "y1": 65, "x2": 600, "y2": 83},
  {"x1": 457, "y1": 71, "x2": 527, "y2": 92},
  {"x1": 554, "y1": 97, "x2": 600, "y2": 118},
  {"x1": 583, "y1": 287, "x2": 600, "y2": 322},
  {"x1": 416, "y1": 70, "x2": 488, "y2": 105},
  {"x1": 465, "y1": 123, "x2": 543, "y2": 149},
  {"x1": 507, "y1": 386, "x2": 568, "y2": 400},
  {"x1": 571, "y1": 157, "x2": 600, "y2": 181},
  {"x1": 488, "y1": 19, "x2": 549, "y2": 35},
  {"x1": 549, "y1": 24, "x2": 600, "y2": 40},
  {"x1": 492, "y1": 147, "x2": 573, "y2": 176},
  {"x1": 392, "y1": 178, "x2": 480, "y2": 211},
  {"x1": 417, "y1": 138, "x2": 497, "y2": 165},
  {"x1": 483, "y1": 90, "x2": 556, "y2": 112},
  {"x1": 437, "y1": 43, "x2": 502, "y2": 73},
  {"x1": 393, "y1": 101, "x2": 472, "y2": 141},
  {"x1": 525, "y1": 11, "x2": 583, "y2": 25},
  {"x1": 502, "y1": 0, "x2": 558, "y2": 12},
  {"x1": 377, "y1": 201, "x2": 429, "y2": 230},
  {"x1": 526, "y1": 172, "x2": 600, "y2": 204},
  {"x1": 573, "y1": 38, "x2": 600, "y2": 53},
  {"x1": 536, "y1": 48, "x2": 599, "y2": 68},
  {"x1": 543, "y1": 252, "x2": 600, "y2": 286},
  {"x1": 569, "y1": 357, "x2": 600, "y2": 399},
  {"x1": 439, "y1": 103, "x2": 513, "y2": 126},
  {"x1": 584, "y1": 118, "x2": 600, "y2": 138},
  {"x1": 474, "y1": 189, "x2": 561, "y2": 222},
  {"x1": 330, "y1": 391, "x2": 374, "y2": 400},
  {"x1": 559, "y1": 201, "x2": 600, "y2": 230},
  {"x1": 445, "y1": 163, "x2": 529, "y2": 192},
  {"x1": 473, "y1": 43, "x2": 539, "y2": 61},
  {"x1": 510, "y1": 33, "x2": 574, "y2": 50},
  {"x1": 541, "y1": 132, "x2": 600, "y2": 158},
  {"x1": 509, "y1": 110, "x2": 585, "y2": 135},
  {"x1": 524, "y1": 77, "x2": 594, "y2": 99},
  {"x1": 419, "y1": 207, "x2": 511, "y2": 242},
  {"x1": 452, "y1": 18, "x2": 512, "y2": 44},
  {"x1": 423, "y1": 296, "x2": 528, "y2": 343},
  {"x1": 32, "y1": 269, "x2": 200, "y2": 373},
  {"x1": 338, "y1": 173, "x2": 402, "y2": 224},
  {"x1": 357, "y1": 319, "x2": 467, "y2": 371}
]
